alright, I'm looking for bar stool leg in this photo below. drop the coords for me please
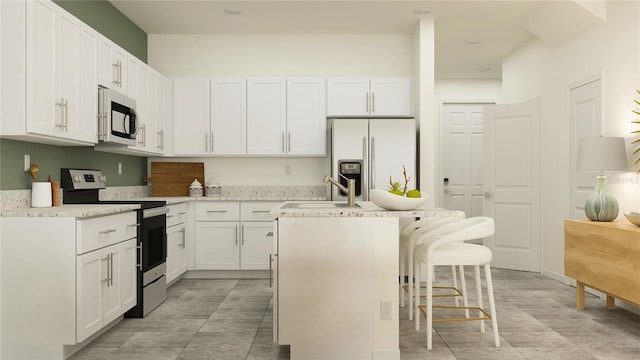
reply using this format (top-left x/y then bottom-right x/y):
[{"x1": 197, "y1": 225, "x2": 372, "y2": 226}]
[
  {"x1": 426, "y1": 261, "x2": 434, "y2": 350},
  {"x1": 485, "y1": 263, "x2": 500, "y2": 347},
  {"x1": 458, "y1": 265, "x2": 469, "y2": 318},
  {"x1": 474, "y1": 265, "x2": 485, "y2": 333}
]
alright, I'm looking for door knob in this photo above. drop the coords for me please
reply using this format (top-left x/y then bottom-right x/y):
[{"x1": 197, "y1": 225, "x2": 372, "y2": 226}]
[{"x1": 484, "y1": 192, "x2": 492, "y2": 198}]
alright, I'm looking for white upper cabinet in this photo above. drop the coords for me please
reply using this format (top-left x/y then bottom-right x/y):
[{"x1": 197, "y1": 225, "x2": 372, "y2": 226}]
[
  {"x1": 211, "y1": 78, "x2": 247, "y2": 155},
  {"x1": 98, "y1": 34, "x2": 127, "y2": 93},
  {"x1": 24, "y1": 0, "x2": 97, "y2": 144},
  {"x1": 148, "y1": 68, "x2": 167, "y2": 154},
  {"x1": 171, "y1": 77, "x2": 327, "y2": 157},
  {"x1": 246, "y1": 78, "x2": 287, "y2": 155},
  {"x1": 286, "y1": 78, "x2": 326, "y2": 156},
  {"x1": 327, "y1": 77, "x2": 412, "y2": 117},
  {"x1": 172, "y1": 78, "x2": 211, "y2": 156}
]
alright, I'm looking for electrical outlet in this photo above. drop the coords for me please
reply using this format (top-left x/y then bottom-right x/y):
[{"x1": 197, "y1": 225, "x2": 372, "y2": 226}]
[
  {"x1": 380, "y1": 300, "x2": 392, "y2": 319},
  {"x1": 24, "y1": 155, "x2": 30, "y2": 171}
]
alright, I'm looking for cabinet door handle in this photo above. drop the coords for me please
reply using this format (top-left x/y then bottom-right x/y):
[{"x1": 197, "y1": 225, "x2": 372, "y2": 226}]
[
  {"x1": 281, "y1": 132, "x2": 285, "y2": 153},
  {"x1": 241, "y1": 224, "x2": 245, "y2": 245},
  {"x1": 102, "y1": 255, "x2": 110, "y2": 284},
  {"x1": 371, "y1": 92, "x2": 375, "y2": 113},
  {"x1": 99, "y1": 229, "x2": 117, "y2": 234},
  {"x1": 235, "y1": 224, "x2": 238, "y2": 246},
  {"x1": 287, "y1": 132, "x2": 291, "y2": 153},
  {"x1": 211, "y1": 131, "x2": 214, "y2": 152},
  {"x1": 63, "y1": 98, "x2": 69, "y2": 131},
  {"x1": 109, "y1": 252, "x2": 114, "y2": 286},
  {"x1": 180, "y1": 228, "x2": 186, "y2": 249},
  {"x1": 366, "y1": 91, "x2": 369, "y2": 112},
  {"x1": 157, "y1": 130, "x2": 164, "y2": 149},
  {"x1": 55, "y1": 99, "x2": 65, "y2": 129},
  {"x1": 112, "y1": 62, "x2": 118, "y2": 85},
  {"x1": 127, "y1": 223, "x2": 141, "y2": 227},
  {"x1": 205, "y1": 131, "x2": 208, "y2": 152}
]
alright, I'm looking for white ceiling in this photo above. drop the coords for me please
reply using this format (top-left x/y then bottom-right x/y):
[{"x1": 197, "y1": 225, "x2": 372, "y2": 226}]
[{"x1": 108, "y1": 0, "x2": 550, "y2": 79}]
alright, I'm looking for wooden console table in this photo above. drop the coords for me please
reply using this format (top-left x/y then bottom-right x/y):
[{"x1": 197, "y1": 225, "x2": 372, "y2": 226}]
[{"x1": 564, "y1": 219, "x2": 640, "y2": 310}]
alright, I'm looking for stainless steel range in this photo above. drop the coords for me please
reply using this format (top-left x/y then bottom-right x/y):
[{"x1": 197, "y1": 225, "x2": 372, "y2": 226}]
[{"x1": 61, "y1": 168, "x2": 168, "y2": 317}]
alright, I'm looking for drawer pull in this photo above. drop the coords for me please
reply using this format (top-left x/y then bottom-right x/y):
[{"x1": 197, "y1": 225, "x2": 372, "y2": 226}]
[
  {"x1": 178, "y1": 212, "x2": 188, "y2": 215},
  {"x1": 99, "y1": 229, "x2": 117, "y2": 234},
  {"x1": 167, "y1": 215, "x2": 175, "y2": 218},
  {"x1": 252, "y1": 210, "x2": 270, "y2": 213},
  {"x1": 206, "y1": 210, "x2": 228, "y2": 213},
  {"x1": 127, "y1": 223, "x2": 141, "y2": 227}
]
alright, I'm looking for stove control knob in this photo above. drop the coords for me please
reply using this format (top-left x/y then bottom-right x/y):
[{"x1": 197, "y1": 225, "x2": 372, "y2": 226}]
[{"x1": 73, "y1": 175, "x2": 82, "y2": 182}]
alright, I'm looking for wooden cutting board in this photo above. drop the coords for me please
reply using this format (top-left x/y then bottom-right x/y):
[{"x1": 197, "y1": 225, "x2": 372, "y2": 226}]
[{"x1": 144, "y1": 162, "x2": 205, "y2": 197}]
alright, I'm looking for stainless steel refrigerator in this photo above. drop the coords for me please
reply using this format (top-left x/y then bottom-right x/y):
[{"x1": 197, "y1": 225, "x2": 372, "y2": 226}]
[{"x1": 330, "y1": 118, "x2": 416, "y2": 201}]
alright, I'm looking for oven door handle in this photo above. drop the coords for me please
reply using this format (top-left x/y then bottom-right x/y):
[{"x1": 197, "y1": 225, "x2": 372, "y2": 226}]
[
  {"x1": 136, "y1": 244, "x2": 143, "y2": 270},
  {"x1": 143, "y1": 206, "x2": 169, "y2": 219}
]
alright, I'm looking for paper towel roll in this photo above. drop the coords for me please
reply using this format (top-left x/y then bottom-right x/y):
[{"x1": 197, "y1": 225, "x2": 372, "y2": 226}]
[{"x1": 31, "y1": 182, "x2": 52, "y2": 208}]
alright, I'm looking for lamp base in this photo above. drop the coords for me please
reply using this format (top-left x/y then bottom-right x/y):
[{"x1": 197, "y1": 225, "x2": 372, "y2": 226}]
[{"x1": 584, "y1": 175, "x2": 619, "y2": 222}]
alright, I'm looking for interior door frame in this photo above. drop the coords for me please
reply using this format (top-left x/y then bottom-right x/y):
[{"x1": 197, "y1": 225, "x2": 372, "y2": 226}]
[{"x1": 437, "y1": 99, "x2": 496, "y2": 209}]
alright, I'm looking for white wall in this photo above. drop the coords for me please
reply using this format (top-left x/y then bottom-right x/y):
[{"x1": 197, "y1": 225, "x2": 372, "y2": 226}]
[
  {"x1": 502, "y1": 0, "x2": 640, "y2": 278},
  {"x1": 148, "y1": 34, "x2": 413, "y2": 77},
  {"x1": 148, "y1": 34, "x2": 413, "y2": 186}
]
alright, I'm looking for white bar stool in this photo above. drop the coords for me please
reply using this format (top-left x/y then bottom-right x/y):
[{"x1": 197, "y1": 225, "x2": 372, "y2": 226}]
[
  {"x1": 413, "y1": 216, "x2": 500, "y2": 349},
  {"x1": 399, "y1": 215, "x2": 465, "y2": 320}
]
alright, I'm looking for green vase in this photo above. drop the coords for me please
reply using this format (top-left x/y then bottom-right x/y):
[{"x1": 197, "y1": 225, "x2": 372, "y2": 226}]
[{"x1": 584, "y1": 176, "x2": 619, "y2": 222}]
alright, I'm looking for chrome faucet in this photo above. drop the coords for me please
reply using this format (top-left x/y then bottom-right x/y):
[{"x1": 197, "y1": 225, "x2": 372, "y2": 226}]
[{"x1": 323, "y1": 174, "x2": 356, "y2": 207}]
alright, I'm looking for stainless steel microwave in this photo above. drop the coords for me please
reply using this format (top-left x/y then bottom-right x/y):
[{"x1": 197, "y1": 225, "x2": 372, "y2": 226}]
[{"x1": 98, "y1": 88, "x2": 138, "y2": 146}]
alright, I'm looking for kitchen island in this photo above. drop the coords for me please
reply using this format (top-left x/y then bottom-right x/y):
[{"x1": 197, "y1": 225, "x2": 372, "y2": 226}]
[{"x1": 270, "y1": 202, "x2": 464, "y2": 360}]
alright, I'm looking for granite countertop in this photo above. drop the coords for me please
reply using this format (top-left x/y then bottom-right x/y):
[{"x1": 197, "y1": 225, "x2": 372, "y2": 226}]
[
  {"x1": 136, "y1": 195, "x2": 326, "y2": 204},
  {"x1": 271, "y1": 201, "x2": 465, "y2": 218},
  {"x1": 0, "y1": 204, "x2": 140, "y2": 218}
]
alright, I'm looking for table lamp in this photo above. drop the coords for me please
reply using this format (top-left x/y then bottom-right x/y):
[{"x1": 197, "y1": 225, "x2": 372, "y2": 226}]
[{"x1": 576, "y1": 137, "x2": 628, "y2": 221}]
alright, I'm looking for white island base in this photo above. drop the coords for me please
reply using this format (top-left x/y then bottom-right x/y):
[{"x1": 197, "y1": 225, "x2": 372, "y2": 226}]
[{"x1": 275, "y1": 216, "x2": 400, "y2": 359}]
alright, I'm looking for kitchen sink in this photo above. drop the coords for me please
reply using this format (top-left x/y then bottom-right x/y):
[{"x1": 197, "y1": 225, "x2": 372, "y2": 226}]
[{"x1": 282, "y1": 202, "x2": 360, "y2": 209}]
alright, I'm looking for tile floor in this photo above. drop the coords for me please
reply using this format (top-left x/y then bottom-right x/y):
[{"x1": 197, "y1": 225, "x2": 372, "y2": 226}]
[{"x1": 70, "y1": 268, "x2": 640, "y2": 360}]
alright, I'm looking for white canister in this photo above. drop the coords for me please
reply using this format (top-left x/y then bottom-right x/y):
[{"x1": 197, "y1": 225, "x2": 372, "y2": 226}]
[
  {"x1": 205, "y1": 178, "x2": 221, "y2": 196},
  {"x1": 31, "y1": 182, "x2": 52, "y2": 208},
  {"x1": 189, "y1": 179, "x2": 203, "y2": 197}
]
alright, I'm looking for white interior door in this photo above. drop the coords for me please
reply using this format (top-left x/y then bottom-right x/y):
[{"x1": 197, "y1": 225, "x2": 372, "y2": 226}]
[
  {"x1": 483, "y1": 99, "x2": 541, "y2": 272},
  {"x1": 441, "y1": 103, "x2": 489, "y2": 218},
  {"x1": 569, "y1": 79, "x2": 602, "y2": 219}
]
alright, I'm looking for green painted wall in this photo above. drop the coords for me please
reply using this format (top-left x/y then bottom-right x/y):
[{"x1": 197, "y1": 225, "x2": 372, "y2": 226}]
[
  {"x1": 54, "y1": 0, "x2": 147, "y2": 62},
  {"x1": 0, "y1": 0, "x2": 149, "y2": 190},
  {"x1": 0, "y1": 140, "x2": 147, "y2": 190}
]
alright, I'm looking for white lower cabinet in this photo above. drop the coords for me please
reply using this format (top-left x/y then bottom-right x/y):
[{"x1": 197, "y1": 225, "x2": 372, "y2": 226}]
[
  {"x1": 166, "y1": 202, "x2": 189, "y2": 283},
  {"x1": 0, "y1": 211, "x2": 138, "y2": 359},
  {"x1": 195, "y1": 202, "x2": 280, "y2": 270},
  {"x1": 77, "y1": 238, "x2": 136, "y2": 342}
]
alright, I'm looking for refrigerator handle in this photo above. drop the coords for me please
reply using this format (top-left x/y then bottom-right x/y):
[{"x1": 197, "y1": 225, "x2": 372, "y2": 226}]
[
  {"x1": 362, "y1": 136, "x2": 368, "y2": 201},
  {"x1": 371, "y1": 137, "x2": 376, "y2": 190}
]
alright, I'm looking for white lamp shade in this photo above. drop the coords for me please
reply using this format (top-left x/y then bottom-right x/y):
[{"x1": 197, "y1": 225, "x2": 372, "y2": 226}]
[{"x1": 576, "y1": 137, "x2": 628, "y2": 172}]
